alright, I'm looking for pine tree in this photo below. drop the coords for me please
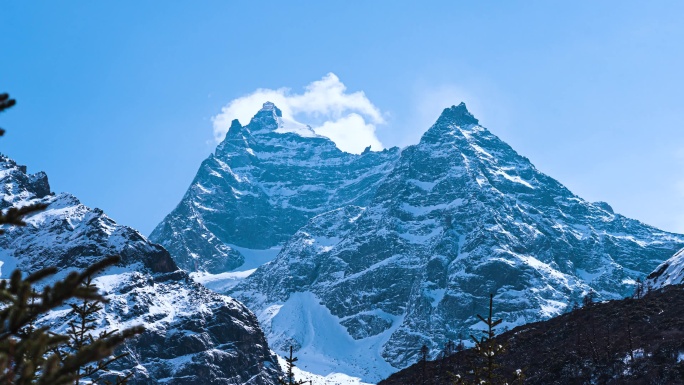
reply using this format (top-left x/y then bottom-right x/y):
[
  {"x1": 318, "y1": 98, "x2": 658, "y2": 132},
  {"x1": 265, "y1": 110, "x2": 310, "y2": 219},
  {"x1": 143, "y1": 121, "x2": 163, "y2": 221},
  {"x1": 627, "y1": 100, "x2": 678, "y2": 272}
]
[
  {"x1": 420, "y1": 344, "x2": 429, "y2": 385},
  {"x1": 0, "y1": 91, "x2": 143, "y2": 384},
  {"x1": 55, "y1": 277, "x2": 135, "y2": 384},
  {"x1": 438, "y1": 340, "x2": 456, "y2": 381},
  {"x1": 471, "y1": 294, "x2": 505, "y2": 384},
  {"x1": 278, "y1": 346, "x2": 307, "y2": 385},
  {"x1": 0, "y1": 256, "x2": 143, "y2": 385},
  {"x1": 443, "y1": 340, "x2": 456, "y2": 358},
  {"x1": 455, "y1": 336, "x2": 465, "y2": 353},
  {"x1": 633, "y1": 278, "x2": 644, "y2": 299},
  {"x1": 451, "y1": 294, "x2": 523, "y2": 385},
  {"x1": 582, "y1": 289, "x2": 597, "y2": 307}
]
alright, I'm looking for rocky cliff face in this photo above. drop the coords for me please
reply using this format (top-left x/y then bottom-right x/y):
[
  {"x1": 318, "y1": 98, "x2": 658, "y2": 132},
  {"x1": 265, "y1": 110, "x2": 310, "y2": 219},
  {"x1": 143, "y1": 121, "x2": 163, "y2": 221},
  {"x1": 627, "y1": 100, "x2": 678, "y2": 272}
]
[
  {"x1": 150, "y1": 102, "x2": 400, "y2": 273},
  {"x1": 0, "y1": 154, "x2": 280, "y2": 385},
  {"x1": 226, "y1": 104, "x2": 684, "y2": 381}
]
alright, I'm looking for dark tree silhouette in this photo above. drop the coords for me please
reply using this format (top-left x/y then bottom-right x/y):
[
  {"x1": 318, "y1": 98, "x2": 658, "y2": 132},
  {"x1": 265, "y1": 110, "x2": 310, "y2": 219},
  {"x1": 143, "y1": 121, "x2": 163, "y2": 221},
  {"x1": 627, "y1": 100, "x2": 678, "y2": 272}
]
[
  {"x1": 633, "y1": 278, "x2": 644, "y2": 299},
  {"x1": 278, "y1": 346, "x2": 307, "y2": 385},
  {"x1": 0, "y1": 93, "x2": 16, "y2": 137},
  {"x1": 451, "y1": 294, "x2": 523, "y2": 385},
  {"x1": 583, "y1": 289, "x2": 597, "y2": 307}
]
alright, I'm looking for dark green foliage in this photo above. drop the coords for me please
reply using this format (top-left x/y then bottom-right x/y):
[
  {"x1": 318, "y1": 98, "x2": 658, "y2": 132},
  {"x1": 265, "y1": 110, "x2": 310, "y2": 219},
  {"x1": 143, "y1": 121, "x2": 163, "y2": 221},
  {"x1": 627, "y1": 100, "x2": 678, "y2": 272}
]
[
  {"x1": 54, "y1": 276, "x2": 139, "y2": 384},
  {"x1": 0, "y1": 92, "x2": 16, "y2": 137},
  {"x1": 0, "y1": 256, "x2": 143, "y2": 385},
  {"x1": 0, "y1": 203, "x2": 49, "y2": 235},
  {"x1": 278, "y1": 346, "x2": 307, "y2": 385}
]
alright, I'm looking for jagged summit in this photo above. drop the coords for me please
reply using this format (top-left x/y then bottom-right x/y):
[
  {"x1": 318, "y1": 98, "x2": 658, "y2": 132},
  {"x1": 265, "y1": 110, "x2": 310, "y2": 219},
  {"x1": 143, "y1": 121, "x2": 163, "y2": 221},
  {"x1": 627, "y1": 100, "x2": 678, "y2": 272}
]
[
  {"x1": 229, "y1": 118, "x2": 242, "y2": 130},
  {"x1": 150, "y1": 103, "x2": 400, "y2": 272},
  {"x1": 250, "y1": 101, "x2": 283, "y2": 131},
  {"x1": 435, "y1": 102, "x2": 479, "y2": 127},
  {"x1": 421, "y1": 102, "x2": 483, "y2": 145},
  {"x1": 259, "y1": 101, "x2": 283, "y2": 116}
]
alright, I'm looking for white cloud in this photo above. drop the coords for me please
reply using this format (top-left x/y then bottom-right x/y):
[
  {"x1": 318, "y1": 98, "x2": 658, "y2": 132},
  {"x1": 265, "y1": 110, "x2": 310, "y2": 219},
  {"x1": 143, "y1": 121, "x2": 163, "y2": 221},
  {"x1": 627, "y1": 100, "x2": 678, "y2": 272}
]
[
  {"x1": 315, "y1": 113, "x2": 383, "y2": 153},
  {"x1": 212, "y1": 73, "x2": 385, "y2": 154}
]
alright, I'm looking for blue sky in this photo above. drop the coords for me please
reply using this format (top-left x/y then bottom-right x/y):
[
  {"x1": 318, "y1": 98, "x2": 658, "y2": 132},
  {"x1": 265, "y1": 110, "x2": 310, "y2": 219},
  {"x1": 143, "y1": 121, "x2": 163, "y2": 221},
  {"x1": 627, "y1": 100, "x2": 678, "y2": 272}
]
[{"x1": 2, "y1": 1, "x2": 684, "y2": 235}]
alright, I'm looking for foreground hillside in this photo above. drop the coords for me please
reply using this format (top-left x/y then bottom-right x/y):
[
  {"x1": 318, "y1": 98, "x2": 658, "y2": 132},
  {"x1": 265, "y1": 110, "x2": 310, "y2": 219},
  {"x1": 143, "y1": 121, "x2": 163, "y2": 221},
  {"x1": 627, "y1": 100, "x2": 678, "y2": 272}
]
[{"x1": 380, "y1": 284, "x2": 684, "y2": 385}]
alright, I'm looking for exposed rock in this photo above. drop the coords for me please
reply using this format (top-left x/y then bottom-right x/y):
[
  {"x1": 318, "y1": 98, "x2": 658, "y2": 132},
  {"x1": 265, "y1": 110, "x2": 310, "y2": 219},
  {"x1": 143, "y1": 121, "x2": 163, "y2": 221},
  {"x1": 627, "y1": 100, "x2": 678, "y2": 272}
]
[
  {"x1": 228, "y1": 104, "x2": 684, "y2": 381},
  {"x1": 0, "y1": 154, "x2": 280, "y2": 385},
  {"x1": 149, "y1": 102, "x2": 400, "y2": 273}
]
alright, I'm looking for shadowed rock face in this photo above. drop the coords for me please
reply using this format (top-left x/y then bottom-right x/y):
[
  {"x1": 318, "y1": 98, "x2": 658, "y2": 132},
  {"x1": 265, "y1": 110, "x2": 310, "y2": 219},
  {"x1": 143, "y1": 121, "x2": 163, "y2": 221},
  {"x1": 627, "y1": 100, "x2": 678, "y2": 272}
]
[
  {"x1": 647, "y1": 247, "x2": 684, "y2": 289},
  {"x1": 224, "y1": 104, "x2": 684, "y2": 380},
  {"x1": 0, "y1": 154, "x2": 281, "y2": 385},
  {"x1": 150, "y1": 103, "x2": 401, "y2": 273}
]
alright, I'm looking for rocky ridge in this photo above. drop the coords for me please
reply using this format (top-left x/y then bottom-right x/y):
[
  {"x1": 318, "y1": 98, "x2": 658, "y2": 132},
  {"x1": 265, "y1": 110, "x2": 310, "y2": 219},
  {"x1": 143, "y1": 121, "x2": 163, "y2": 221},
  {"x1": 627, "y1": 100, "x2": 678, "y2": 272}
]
[
  {"x1": 150, "y1": 102, "x2": 400, "y2": 273},
  {"x1": 0, "y1": 154, "x2": 280, "y2": 385}
]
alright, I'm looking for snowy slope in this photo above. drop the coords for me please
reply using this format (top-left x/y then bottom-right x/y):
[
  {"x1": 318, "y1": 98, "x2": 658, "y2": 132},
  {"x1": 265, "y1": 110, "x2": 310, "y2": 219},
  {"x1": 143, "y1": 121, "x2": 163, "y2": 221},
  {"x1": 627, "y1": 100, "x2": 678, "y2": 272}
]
[
  {"x1": 0, "y1": 155, "x2": 281, "y2": 385},
  {"x1": 276, "y1": 354, "x2": 373, "y2": 385},
  {"x1": 646, "y1": 247, "x2": 684, "y2": 288},
  {"x1": 229, "y1": 104, "x2": 684, "y2": 382},
  {"x1": 150, "y1": 102, "x2": 400, "y2": 273}
]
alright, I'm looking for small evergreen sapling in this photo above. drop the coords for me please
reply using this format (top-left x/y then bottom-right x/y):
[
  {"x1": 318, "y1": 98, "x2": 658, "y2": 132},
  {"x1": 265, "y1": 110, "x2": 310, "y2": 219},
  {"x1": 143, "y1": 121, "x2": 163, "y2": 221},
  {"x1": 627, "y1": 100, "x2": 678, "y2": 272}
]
[
  {"x1": 278, "y1": 346, "x2": 307, "y2": 385},
  {"x1": 633, "y1": 278, "x2": 644, "y2": 299},
  {"x1": 583, "y1": 289, "x2": 597, "y2": 307},
  {"x1": 420, "y1": 344, "x2": 429, "y2": 385},
  {"x1": 55, "y1": 276, "x2": 136, "y2": 384},
  {"x1": 451, "y1": 294, "x2": 523, "y2": 385},
  {"x1": 443, "y1": 340, "x2": 456, "y2": 358}
]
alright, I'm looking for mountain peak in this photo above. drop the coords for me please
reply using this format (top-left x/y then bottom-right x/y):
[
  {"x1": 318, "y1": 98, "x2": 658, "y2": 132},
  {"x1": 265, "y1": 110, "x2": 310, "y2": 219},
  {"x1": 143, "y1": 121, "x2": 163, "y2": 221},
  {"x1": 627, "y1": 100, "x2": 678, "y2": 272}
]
[
  {"x1": 259, "y1": 101, "x2": 283, "y2": 117},
  {"x1": 436, "y1": 102, "x2": 479, "y2": 127},
  {"x1": 246, "y1": 101, "x2": 284, "y2": 134}
]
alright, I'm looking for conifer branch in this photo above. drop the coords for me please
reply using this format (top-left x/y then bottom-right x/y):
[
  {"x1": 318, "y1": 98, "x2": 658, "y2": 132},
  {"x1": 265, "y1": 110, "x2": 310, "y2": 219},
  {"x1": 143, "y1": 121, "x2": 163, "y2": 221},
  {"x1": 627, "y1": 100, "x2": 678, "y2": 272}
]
[
  {"x1": 0, "y1": 204, "x2": 49, "y2": 235},
  {"x1": 0, "y1": 92, "x2": 16, "y2": 137}
]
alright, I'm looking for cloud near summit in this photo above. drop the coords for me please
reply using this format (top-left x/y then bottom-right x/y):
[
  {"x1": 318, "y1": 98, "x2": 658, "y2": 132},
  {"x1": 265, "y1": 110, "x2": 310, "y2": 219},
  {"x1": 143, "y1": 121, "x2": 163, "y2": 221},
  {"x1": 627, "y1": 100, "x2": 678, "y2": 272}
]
[{"x1": 212, "y1": 73, "x2": 385, "y2": 154}]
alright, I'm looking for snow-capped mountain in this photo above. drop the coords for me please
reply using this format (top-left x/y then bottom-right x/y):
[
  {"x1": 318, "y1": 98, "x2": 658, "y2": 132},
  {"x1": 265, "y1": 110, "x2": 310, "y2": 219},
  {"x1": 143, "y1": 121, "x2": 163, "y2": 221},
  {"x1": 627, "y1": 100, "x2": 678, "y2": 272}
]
[
  {"x1": 0, "y1": 154, "x2": 280, "y2": 385},
  {"x1": 225, "y1": 103, "x2": 684, "y2": 382},
  {"x1": 150, "y1": 102, "x2": 400, "y2": 273},
  {"x1": 646, "y1": 247, "x2": 684, "y2": 289}
]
